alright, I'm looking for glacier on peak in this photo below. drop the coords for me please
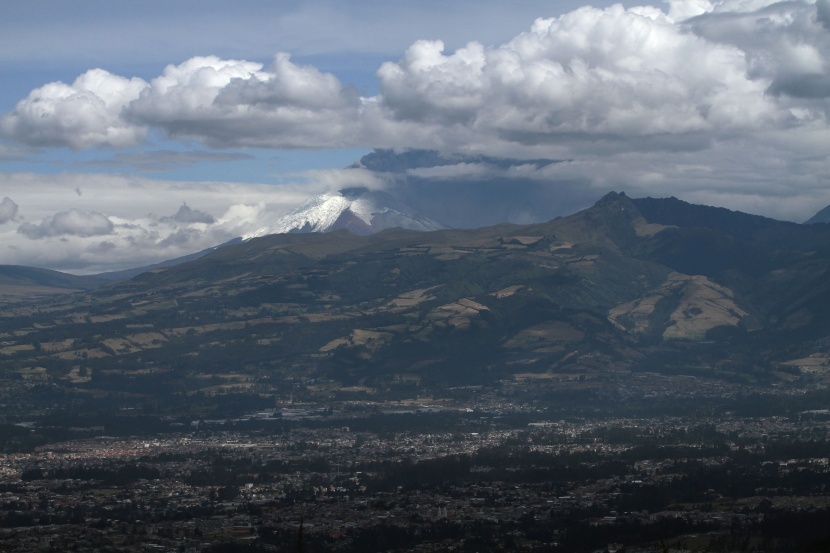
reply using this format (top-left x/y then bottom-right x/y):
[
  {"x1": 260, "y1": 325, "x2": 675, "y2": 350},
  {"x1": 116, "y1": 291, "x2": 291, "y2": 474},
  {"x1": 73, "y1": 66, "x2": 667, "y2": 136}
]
[{"x1": 243, "y1": 188, "x2": 443, "y2": 239}]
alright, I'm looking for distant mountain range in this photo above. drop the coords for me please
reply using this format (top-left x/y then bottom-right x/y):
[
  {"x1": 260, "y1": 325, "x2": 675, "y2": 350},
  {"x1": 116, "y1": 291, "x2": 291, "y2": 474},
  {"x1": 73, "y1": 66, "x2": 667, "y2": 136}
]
[
  {"x1": 247, "y1": 149, "x2": 830, "y2": 238},
  {"x1": 3, "y1": 191, "x2": 830, "y2": 403},
  {"x1": 6, "y1": 185, "x2": 830, "y2": 302}
]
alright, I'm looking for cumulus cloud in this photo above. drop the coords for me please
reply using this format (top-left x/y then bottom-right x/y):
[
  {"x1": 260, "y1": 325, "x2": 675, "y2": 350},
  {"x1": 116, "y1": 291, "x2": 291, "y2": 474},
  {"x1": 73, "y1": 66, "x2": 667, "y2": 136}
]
[
  {"x1": 0, "y1": 52, "x2": 362, "y2": 150},
  {"x1": 687, "y1": 1, "x2": 830, "y2": 102},
  {"x1": 0, "y1": 197, "x2": 19, "y2": 224},
  {"x1": 18, "y1": 209, "x2": 115, "y2": 239},
  {"x1": 125, "y1": 54, "x2": 361, "y2": 148},
  {"x1": 376, "y1": 3, "x2": 786, "y2": 151},
  {"x1": 3, "y1": 0, "x2": 828, "y2": 156},
  {"x1": 1, "y1": 69, "x2": 148, "y2": 148}
]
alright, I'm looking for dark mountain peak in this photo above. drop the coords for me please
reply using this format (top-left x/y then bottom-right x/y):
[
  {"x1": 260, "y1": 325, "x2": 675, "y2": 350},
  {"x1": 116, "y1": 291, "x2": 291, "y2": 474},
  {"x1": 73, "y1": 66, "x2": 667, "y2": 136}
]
[
  {"x1": 526, "y1": 191, "x2": 650, "y2": 254},
  {"x1": 591, "y1": 191, "x2": 642, "y2": 222},
  {"x1": 589, "y1": 192, "x2": 646, "y2": 224},
  {"x1": 805, "y1": 203, "x2": 830, "y2": 225},
  {"x1": 594, "y1": 190, "x2": 629, "y2": 206},
  {"x1": 584, "y1": 191, "x2": 649, "y2": 248}
]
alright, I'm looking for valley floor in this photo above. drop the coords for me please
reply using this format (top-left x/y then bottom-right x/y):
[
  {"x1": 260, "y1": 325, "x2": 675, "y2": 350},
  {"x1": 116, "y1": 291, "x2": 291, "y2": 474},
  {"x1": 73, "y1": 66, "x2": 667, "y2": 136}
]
[{"x1": 4, "y1": 383, "x2": 830, "y2": 552}]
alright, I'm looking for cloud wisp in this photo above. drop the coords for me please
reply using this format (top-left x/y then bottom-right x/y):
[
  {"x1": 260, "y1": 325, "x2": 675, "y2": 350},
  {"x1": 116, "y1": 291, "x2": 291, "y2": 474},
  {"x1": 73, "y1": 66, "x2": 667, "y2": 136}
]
[{"x1": 80, "y1": 150, "x2": 255, "y2": 172}]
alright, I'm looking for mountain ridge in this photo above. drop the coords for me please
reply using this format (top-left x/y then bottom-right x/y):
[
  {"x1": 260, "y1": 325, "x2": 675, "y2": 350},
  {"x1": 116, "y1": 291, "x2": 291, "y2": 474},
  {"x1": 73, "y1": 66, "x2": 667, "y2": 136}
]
[
  {"x1": 104, "y1": 191, "x2": 830, "y2": 348},
  {"x1": 3, "y1": 192, "x2": 830, "y2": 400}
]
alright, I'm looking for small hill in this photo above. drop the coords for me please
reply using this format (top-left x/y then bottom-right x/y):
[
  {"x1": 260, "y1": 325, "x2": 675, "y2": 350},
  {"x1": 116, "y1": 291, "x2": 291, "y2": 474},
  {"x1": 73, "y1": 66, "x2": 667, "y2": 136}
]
[{"x1": 0, "y1": 265, "x2": 105, "y2": 297}]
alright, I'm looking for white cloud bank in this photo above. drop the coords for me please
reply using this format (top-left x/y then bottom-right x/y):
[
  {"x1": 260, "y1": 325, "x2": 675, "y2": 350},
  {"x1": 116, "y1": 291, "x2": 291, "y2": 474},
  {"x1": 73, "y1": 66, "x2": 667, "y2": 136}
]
[
  {"x1": 4, "y1": 1, "x2": 829, "y2": 154},
  {"x1": 1, "y1": 69, "x2": 148, "y2": 149},
  {"x1": 0, "y1": 171, "x2": 377, "y2": 274}
]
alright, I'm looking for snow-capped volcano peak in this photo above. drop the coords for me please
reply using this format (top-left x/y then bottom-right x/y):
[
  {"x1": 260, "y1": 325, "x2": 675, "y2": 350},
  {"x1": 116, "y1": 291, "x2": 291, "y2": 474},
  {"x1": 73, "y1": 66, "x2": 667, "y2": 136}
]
[{"x1": 244, "y1": 188, "x2": 443, "y2": 239}]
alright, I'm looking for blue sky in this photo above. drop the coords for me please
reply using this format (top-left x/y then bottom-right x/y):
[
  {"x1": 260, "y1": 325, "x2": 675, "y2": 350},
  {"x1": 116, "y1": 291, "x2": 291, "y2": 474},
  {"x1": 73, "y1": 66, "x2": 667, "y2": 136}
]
[{"x1": 2, "y1": 0, "x2": 830, "y2": 272}]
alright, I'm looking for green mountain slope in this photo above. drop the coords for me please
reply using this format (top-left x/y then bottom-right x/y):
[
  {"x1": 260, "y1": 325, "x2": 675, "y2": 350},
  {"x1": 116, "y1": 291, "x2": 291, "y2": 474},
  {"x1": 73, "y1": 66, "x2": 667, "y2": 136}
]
[{"x1": 2, "y1": 192, "x2": 830, "y2": 414}]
